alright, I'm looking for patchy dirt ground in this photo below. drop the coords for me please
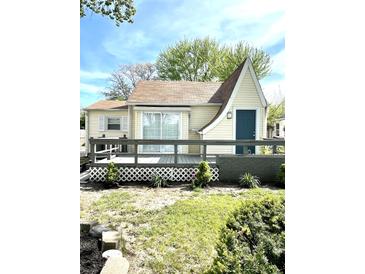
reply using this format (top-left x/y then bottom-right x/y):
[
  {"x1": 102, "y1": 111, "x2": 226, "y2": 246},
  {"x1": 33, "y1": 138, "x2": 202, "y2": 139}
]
[
  {"x1": 80, "y1": 182, "x2": 279, "y2": 273},
  {"x1": 80, "y1": 181, "x2": 257, "y2": 213}
]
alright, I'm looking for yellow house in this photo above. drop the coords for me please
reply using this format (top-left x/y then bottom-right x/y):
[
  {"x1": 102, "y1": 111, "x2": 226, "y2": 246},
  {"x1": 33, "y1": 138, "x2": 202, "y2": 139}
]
[{"x1": 85, "y1": 58, "x2": 268, "y2": 155}]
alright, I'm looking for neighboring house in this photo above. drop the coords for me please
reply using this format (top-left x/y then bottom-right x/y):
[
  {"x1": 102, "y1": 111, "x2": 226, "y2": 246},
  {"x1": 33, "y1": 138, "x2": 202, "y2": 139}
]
[
  {"x1": 267, "y1": 117, "x2": 285, "y2": 138},
  {"x1": 80, "y1": 129, "x2": 86, "y2": 157},
  {"x1": 80, "y1": 129, "x2": 86, "y2": 147},
  {"x1": 84, "y1": 58, "x2": 268, "y2": 154}
]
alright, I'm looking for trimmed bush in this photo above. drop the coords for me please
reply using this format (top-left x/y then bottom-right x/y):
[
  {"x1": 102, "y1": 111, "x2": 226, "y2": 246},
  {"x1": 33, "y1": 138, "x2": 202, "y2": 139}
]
[
  {"x1": 150, "y1": 174, "x2": 169, "y2": 188},
  {"x1": 207, "y1": 193, "x2": 285, "y2": 274},
  {"x1": 277, "y1": 164, "x2": 285, "y2": 188},
  {"x1": 192, "y1": 161, "x2": 213, "y2": 188},
  {"x1": 239, "y1": 172, "x2": 261, "y2": 188},
  {"x1": 105, "y1": 162, "x2": 119, "y2": 187}
]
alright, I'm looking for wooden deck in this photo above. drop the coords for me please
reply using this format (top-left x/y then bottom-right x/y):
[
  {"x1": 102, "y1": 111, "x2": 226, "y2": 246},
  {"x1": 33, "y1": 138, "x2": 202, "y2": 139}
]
[
  {"x1": 89, "y1": 138, "x2": 285, "y2": 167},
  {"x1": 96, "y1": 155, "x2": 216, "y2": 165}
]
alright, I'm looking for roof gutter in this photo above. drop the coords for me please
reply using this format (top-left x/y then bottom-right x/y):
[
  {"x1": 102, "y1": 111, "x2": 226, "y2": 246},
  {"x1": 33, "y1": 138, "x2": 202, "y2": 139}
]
[{"x1": 126, "y1": 102, "x2": 222, "y2": 106}]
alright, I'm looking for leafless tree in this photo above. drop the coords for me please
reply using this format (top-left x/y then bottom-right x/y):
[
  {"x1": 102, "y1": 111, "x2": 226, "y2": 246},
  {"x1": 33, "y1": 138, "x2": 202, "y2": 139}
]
[{"x1": 103, "y1": 63, "x2": 159, "y2": 100}]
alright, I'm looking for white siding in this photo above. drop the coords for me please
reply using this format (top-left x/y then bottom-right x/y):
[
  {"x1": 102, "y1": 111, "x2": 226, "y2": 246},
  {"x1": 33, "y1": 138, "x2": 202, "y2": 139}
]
[
  {"x1": 204, "y1": 117, "x2": 233, "y2": 154},
  {"x1": 88, "y1": 110, "x2": 129, "y2": 138},
  {"x1": 181, "y1": 112, "x2": 189, "y2": 153},
  {"x1": 203, "y1": 67, "x2": 266, "y2": 154},
  {"x1": 189, "y1": 106, "x2": 220, "y2": 153}
]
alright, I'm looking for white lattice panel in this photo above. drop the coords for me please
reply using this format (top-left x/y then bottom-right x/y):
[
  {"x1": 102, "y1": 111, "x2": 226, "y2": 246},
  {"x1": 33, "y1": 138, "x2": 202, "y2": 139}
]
[
  {"x1": 89, "y1": 167, "x2": 108, "y2": 182},
  {"x1": 89, "y1": 166, "x2": 219, "y2": 182}
]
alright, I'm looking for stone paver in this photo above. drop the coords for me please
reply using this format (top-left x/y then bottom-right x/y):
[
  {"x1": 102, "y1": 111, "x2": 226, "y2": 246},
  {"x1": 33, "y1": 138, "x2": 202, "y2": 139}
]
[
  {"x1": 102, "y1": 249, "x2": 123, "y2": 259},
  {"x1": 90, "y1": 224, "x2": 111, "y2": 238},
  {"x1": 101, "y1": 256, "x2": 129, "y2": 274}
]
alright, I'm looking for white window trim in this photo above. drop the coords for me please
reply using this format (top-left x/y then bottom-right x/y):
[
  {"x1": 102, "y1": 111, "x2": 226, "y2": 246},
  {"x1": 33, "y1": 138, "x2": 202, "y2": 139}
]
[
  {"x1": 232, "y1": 107, "x2": 260, "y2": 154},
  {"x1": 121, "y1": 116, "x2": 128, "y2": 131},
  {"x1": 105, "y1": 116, "x2": 128, "y2": 131},
  {"x1": 134, "y1": 106, "x2": 191, "y2": 112},
  {"x1": 98, "y1": 115, "x2": 105, "y2": 132},
  {"x1": 140, "y1": 111, "x2": 183, "y2": 154}
]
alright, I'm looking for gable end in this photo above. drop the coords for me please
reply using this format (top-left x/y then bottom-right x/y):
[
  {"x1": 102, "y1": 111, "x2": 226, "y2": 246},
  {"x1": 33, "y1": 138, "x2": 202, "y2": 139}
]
[{"x1": 199, "y1": 58, "x2": 267, "y2": 134}]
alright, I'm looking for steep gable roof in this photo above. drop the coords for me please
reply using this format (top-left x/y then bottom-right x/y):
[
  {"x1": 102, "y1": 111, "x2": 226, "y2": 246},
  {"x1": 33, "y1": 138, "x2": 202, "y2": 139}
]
[
  {"x1": 199, "y1": 58, "x2": 267, "y2": 134},
  {"x1": 85, "y1": 100, "x2": 128, "y2": 110},
  {"x1": 198, "y1": 60, "x2": 247, "y2": 132}
]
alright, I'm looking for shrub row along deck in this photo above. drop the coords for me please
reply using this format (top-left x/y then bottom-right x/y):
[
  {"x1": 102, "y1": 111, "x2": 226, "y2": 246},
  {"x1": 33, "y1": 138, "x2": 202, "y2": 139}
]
[{"x1": 88, "y1": 138, "x2": 285, "y2": 183}]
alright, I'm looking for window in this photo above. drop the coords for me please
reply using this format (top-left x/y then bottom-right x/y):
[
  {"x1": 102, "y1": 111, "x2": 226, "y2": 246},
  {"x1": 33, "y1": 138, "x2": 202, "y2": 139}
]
[
  {"x1": 142, "y1": 112, "x2": 180, "y2": 152},
  {"x1": 107, "y1": 117, "x2": 120, "y2": 130},
  {"x1": 275, "y1": 123, "x2": 280, "y2": 136},
  {"x1": 103, "y1": 116, "x2": 128, "y2": 131}
]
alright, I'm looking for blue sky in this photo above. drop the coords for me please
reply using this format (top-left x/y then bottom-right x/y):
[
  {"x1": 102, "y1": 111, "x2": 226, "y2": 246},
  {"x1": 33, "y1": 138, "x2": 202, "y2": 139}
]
[{"x1": 80, "y1": 0, "x2": 285, "y2": 108}]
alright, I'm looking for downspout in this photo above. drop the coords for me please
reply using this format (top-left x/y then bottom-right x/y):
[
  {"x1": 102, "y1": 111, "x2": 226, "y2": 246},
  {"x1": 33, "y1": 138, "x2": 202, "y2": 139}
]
[
  {"x1": 128, "y1": 105, "x2": 132, "y2": 138},
  {"x1": 263, "y1": 106, "x2": 268, "y2": 138},
  {"x1": 85, "y1": 110, "x2": 89, "y2": 154}
]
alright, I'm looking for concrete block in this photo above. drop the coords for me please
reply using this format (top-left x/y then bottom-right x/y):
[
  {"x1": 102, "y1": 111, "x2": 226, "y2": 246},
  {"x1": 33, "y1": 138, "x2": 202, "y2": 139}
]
[
  {"x1": 101, "y1": 256, "x2": 129, "y2": 274},
  {"x1": 217, "y1": 155, "x2": 285, "y2": 183},
  {"x1": 102, "y1": 231, "x2": 121, "y2": 252}
]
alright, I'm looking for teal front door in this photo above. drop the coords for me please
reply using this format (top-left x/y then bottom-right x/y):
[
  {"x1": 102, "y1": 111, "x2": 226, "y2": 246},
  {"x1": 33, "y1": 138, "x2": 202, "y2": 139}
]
[{"x1": 236, "y1": 110, "x2": 256, "y2": 154}]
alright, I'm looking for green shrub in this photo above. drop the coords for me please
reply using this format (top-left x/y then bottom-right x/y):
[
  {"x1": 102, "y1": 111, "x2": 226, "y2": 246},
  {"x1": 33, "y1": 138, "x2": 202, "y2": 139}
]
[
  {"x1": 239, "y1": 172, "x2": 260, "y2": 188},
  {"x1": 260, "y1": 146, "x2": 272, "y2": 155},
  {"x1": 150, "y1": 174, "x2": 169, "y2": 188},
  {"x1": 192, "y1": 161, "x2": 212, "y2": 188},
  {"x1": 207, "y1": 194, "x2": 285, "y2": 274},
  {"x1": 105, "y1": 162, "x2": 119, "y2": 186},
  {"x1": 277, "y1": 164, "x2": 285, "y2": 188}
]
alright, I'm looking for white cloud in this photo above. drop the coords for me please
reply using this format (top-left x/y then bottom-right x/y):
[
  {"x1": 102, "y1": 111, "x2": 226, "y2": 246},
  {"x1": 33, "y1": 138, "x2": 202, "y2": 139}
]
[
  {"x1": 101, "y1": 0, "x2": 285, "y2": 63},
  {"x1": 271, "y1": 49, "x2": 285, "y2": 75},
  {"x1": 223, "y1": 0, "x2": 284, "y2": 21},
  {"x1": 80, "y1": 83, "x2": 104, "y2": 94},
  {"x1": 262, "y1": 80, "x2": 286, "y2": 104},
  {"x1": 80, "y1": 70, "x2": 110, "y2": 80},
  {"x1": 102, "y1": 31, "x2": 155, "y2": 63},
  {"x1": 254, "y1": 15, "x2": 285, "y2": 48}
]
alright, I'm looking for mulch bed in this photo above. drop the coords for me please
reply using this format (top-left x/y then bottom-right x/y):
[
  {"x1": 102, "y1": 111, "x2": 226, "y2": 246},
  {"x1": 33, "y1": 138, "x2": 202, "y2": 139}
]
[{"x1": 80, "y1": 235, "x2": 106, "y2": 274}]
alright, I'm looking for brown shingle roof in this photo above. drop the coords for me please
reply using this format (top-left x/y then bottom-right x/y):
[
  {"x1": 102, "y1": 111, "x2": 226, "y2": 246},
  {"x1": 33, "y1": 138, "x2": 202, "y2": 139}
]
[
  {"x1": 127, "y1": 80, "x2": 223, "y2": 105},
  {"x1": 85, "y1": 100, "x2": 128, "y2": 110}
]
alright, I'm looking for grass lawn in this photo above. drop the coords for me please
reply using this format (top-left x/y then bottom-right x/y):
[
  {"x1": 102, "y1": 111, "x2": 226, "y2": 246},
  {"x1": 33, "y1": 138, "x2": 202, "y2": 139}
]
[{"x1": 81, "y1": 186, "x2": 284, "y2": 273}]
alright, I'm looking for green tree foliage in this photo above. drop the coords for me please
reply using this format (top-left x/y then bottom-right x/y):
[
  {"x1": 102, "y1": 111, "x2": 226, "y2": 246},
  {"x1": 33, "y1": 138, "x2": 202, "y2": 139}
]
[
  {"x1": 80, "y1": 0, "x2": 136, "y2": 26},
  {"x1": 267, "y1": 99, "x2": 285, "y2": 127},
  {"x1": 207, "y1": 193, "x2": 285, "y2": 274},
  {"x1": 156, "y1": 38, "x2": 272, "y2": 82},
  {"x1": 192, "y1": 161, "x2": 213, "y2": 188},
  {"x1": 80, "y1": 111, "x2": 85, "y2": 129},
  {"x1": 217, "y1": 41, "x2": 272, "y2": 80},
  {"x1": 103, "y1": 63, "x2": 158, "y2": 100},
  {"x1": 157, "y1": 38, "x2": 221, "y2": 81}
]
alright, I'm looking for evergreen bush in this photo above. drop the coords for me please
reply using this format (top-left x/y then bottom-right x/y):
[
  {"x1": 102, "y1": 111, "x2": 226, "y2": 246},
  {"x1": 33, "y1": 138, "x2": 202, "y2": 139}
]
[
  {"x1": 192, "y1": 161, "x2": 212, "y2": 188},
  {"x1": 105, "y1": 162, "x2": 119, "y2": 187},
  {"x1": 207, "y1": 193, "x2": 285, "y2": 273}
]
